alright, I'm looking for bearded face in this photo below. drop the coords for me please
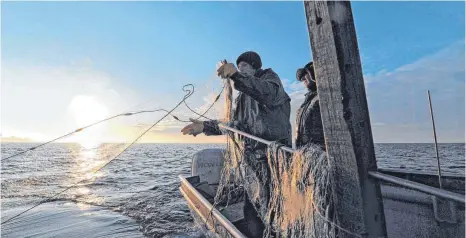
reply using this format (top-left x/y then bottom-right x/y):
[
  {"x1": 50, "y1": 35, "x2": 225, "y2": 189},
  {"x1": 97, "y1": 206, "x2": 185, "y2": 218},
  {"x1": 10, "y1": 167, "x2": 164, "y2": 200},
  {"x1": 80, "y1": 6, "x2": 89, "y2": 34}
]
[{"x1": 238, "y1": 61, "x2": 256, "y2": 77}]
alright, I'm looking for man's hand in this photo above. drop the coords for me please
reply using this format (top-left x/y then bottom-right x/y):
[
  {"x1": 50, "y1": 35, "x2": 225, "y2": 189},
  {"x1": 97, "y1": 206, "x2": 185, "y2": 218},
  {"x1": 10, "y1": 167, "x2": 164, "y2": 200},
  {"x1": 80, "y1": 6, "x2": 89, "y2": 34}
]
[
  {"x1": 217, "y1": 63, "x2": 238, "y2": 79},
  {"x1": 181, "y1": 118, "x2": 204, "y2": 137}
]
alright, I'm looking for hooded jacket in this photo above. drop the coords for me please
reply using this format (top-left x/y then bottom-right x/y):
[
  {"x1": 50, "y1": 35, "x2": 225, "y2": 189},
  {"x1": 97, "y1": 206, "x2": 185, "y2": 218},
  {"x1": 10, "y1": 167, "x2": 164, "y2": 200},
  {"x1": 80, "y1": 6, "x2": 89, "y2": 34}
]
[
  {"x1": 202, "y1": 68, "x2": 292, "y2": 223},
  {"x1": 203, "y1": 68, "x2": 292, "y2": 151}
]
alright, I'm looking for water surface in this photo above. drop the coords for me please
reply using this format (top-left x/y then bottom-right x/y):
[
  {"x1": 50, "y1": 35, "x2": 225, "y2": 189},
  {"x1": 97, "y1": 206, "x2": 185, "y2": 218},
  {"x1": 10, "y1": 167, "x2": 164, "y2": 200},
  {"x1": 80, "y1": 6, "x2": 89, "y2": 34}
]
[{"x1": 1, "y1": 143, "x2": 464, "y2": 237}]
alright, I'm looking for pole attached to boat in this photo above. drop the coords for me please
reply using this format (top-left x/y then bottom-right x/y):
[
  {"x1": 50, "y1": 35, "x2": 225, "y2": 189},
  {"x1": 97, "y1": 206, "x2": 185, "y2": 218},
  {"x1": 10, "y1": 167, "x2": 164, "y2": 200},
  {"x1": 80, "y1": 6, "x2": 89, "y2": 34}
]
[
  {"x1": 368, "y1": 171, "x2": 464, "y2": 203},
  {"x1": 218, "y1": 124, "x2": 295, "y2": 154},
  {"x1": 427, "y1": 90, "x2": 443, "y2": 189}
]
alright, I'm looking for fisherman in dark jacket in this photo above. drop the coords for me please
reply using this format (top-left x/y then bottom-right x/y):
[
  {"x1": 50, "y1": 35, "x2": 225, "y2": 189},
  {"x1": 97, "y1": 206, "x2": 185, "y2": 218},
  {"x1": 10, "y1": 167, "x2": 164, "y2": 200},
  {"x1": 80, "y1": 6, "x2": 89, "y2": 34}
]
[
  {"x1": 295, "y1": 62, "x2": 325, "y2": 149},
  {"x1": 181, "y1": 51, "x2": 292, "y2": 238}
]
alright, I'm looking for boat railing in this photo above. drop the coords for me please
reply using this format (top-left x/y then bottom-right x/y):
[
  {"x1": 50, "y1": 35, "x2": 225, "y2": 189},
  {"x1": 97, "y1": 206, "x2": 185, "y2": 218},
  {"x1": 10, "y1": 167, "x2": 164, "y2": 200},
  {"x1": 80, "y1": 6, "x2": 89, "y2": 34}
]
[{"x1": 218, "y1": 124, "x2": 465, "y2": 204}]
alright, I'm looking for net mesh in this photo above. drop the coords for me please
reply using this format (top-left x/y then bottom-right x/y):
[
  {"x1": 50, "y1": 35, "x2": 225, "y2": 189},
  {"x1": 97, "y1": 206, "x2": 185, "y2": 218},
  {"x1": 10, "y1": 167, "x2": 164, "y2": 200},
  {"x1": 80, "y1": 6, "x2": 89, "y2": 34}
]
[
  {"x1": 210, "y1": 78, "x2": 348, "y2": 237},
  {"x1": 213, "y1": 78, "x2": 245, "y2": 208},
  {"x1": 264, "y1": 142, "x2": 338, "y2": 238}
]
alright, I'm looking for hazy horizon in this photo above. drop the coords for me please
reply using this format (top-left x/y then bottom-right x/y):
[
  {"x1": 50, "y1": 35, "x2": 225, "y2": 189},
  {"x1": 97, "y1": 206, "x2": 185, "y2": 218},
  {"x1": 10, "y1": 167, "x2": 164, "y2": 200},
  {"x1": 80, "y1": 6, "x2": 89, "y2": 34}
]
[{"x1": 2, "y1": 136, "x2": 464, "y2": 144}]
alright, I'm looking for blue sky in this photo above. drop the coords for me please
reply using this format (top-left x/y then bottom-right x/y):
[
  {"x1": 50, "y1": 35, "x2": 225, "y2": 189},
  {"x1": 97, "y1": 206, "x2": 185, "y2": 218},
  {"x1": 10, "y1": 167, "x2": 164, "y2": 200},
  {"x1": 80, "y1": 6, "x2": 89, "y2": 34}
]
[{"x1": 2, "y1": 1, "x2": 465, "y2": 143}]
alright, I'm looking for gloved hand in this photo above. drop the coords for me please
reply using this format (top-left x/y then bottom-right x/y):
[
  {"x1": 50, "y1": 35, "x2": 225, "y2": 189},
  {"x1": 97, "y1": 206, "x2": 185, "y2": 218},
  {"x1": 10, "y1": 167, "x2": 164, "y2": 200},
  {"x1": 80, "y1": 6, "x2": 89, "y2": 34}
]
[
  {"x1": 181, "y1": 118, "x2": 204, "y2": 137},
  {"x1": 217, "y1": 62, "x2": 238, "y2": 79}
]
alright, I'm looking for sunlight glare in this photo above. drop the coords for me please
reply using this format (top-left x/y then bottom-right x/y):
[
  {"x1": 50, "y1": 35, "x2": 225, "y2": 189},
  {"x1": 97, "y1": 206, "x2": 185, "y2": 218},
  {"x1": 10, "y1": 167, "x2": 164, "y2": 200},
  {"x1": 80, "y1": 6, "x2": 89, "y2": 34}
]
[{"x1": 69, "y1": 95, "x2": 109, "y2": 148}]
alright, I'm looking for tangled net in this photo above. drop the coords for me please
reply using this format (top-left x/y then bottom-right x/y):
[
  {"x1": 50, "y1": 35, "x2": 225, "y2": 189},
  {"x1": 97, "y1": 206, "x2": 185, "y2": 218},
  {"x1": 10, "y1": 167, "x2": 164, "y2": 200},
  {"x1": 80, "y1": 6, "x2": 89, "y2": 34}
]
[
  {"x1": 264, "y1": 142, "x2": 337, "y2": 238},
  {"x1": 209, "y1": 78, "x2": 360, "y2": 237}
]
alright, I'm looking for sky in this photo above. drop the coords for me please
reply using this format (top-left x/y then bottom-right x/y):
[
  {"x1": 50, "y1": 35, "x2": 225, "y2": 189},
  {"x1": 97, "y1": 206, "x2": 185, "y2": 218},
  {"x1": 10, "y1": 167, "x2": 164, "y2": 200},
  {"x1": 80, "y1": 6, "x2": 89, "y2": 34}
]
[{"x1": 1, "y1": 1, "x2": 465, "y2": 144}]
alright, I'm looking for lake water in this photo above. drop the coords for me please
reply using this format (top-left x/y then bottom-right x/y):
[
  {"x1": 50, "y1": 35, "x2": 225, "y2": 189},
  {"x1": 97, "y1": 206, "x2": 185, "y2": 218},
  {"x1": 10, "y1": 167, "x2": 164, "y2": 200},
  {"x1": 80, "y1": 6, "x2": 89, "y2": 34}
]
[{"x1": 1, "y1": 143, "x2": 464, "y2": 237}]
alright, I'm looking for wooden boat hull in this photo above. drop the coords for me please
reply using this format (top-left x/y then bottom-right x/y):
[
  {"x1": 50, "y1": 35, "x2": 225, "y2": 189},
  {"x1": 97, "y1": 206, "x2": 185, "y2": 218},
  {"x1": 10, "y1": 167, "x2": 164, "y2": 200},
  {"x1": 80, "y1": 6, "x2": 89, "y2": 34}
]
[
  {"x1": 179, "y1": 175, "x2": 246, "y2": 238},
  {"x1": 180, "y1": 149, "x2": 465, "y2": 238}
]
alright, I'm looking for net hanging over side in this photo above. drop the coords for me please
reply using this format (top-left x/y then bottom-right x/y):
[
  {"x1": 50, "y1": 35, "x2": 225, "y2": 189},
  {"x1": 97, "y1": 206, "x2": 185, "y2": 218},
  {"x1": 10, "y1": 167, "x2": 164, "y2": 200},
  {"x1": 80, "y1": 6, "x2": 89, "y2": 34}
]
[
  {"x1": 208, "y1": 75, "x2": 361, "y2": 237},
  {"x1": 213, "y1": 78, "x2": 245, "y2": 208},
  {"x1": 264, "y1": 142, "x2": 339, "y2": 238}
]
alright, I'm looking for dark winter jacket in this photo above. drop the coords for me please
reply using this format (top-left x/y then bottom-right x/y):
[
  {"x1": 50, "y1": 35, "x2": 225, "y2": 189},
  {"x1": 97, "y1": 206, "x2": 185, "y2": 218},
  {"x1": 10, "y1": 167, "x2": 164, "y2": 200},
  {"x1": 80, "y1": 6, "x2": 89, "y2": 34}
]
[
  {"x1": 295, "y1": 90, "x2": 325, "y2": 149},
  {"x1": 203, "y1": 68, "x2": 292, "y2": 152}
]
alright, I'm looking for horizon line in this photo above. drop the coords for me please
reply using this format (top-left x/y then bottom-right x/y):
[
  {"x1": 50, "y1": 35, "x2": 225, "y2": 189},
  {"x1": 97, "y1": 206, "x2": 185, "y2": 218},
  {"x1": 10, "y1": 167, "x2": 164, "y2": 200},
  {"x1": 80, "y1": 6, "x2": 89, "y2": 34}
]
[{"x1": 1, "y1": 141, "x2": 465, "y2": 144}]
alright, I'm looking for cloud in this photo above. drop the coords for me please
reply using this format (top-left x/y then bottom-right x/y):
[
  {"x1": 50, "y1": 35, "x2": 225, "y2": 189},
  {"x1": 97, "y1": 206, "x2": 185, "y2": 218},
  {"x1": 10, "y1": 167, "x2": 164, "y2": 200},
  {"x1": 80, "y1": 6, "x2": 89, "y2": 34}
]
[
  {"x1": 364, "y1": 41, "x2": 464, "y2": 142},
  {"x1": 1, "y1": 59, "x2": 229, "y2": 143},
  {"x1": 3, "y1": 40, "x2": 463, "y2": 144},
  {"x1": 1, "y1": 60, "x2": 142, "y2": 141}
]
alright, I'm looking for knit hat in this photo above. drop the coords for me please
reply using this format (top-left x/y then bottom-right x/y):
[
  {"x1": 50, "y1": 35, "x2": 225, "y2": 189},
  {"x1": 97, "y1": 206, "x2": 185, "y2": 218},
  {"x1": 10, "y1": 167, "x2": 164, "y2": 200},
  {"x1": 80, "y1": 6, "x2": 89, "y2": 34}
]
[
  {"x1": 236, "y1": 51, "x2": 262, "y2": 69},
  {"x1": 296, "y1": 61, "x2": 315, "y2": 82}
]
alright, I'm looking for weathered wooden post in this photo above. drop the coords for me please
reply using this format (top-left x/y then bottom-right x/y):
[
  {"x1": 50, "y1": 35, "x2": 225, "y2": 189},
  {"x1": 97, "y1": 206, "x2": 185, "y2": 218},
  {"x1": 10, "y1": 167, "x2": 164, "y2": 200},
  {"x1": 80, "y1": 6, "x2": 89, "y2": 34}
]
[{"x1": 304, "y1": 1, "x2": 387, "y2": 237}]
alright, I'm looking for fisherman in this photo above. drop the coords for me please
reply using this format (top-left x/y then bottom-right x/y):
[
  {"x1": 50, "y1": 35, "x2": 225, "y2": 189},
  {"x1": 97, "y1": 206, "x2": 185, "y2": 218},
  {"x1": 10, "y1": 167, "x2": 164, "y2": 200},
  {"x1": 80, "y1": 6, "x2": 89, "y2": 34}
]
[
  {"x1": 181, "y1": 51, "x2": 292, "y2": 238},
  {"x1": 295, "y1": 61, "x2": 325, "y2": 149}
]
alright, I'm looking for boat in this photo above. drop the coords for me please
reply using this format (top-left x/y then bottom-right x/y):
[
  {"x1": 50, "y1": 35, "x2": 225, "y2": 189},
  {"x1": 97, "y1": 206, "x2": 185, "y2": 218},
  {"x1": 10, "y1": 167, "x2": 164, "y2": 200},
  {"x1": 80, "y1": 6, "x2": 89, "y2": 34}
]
[
  {"x1": 178, "y1": 2, "x2": 465, "y2": 237},
  {"x1": 179, "y1": 147, "x2": 465, "y2": 238}
]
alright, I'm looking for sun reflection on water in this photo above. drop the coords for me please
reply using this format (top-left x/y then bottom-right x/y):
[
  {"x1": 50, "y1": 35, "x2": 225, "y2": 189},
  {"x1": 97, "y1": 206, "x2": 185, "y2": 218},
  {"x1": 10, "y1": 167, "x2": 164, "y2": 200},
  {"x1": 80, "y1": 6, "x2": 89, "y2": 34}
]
[{"x1": 66, "y1": 142, "x2": 112, "y2": 209}]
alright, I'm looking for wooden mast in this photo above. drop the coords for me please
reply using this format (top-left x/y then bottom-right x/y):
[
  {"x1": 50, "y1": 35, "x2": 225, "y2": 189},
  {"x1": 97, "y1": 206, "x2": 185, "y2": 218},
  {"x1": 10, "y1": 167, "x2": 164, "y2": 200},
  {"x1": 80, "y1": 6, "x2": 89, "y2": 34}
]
[{"x1": 303, "y1": 1, "x2": 387, "y2": 237}]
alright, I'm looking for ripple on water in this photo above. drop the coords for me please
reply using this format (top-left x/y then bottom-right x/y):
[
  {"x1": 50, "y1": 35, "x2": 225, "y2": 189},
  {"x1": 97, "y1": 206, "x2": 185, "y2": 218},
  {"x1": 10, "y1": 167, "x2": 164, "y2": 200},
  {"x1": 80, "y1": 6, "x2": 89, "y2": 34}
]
[{"x1": 1, "y1": 143, "x2": 463, "y2": 237}]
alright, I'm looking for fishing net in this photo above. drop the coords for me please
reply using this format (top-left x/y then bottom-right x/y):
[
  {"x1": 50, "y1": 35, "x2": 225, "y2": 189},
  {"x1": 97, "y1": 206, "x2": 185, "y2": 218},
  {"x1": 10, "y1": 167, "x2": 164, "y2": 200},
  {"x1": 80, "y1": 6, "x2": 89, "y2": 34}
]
[
  {"x1": 213, "y1": 134, "x2": 344, "y2": 238},
  {"x1": 213, "y1": 78, "x2": 245, "y2": 207},
  {"x1": 264, "y1": 142, "x2": 338, "y2": 238},
  {"x1": 211, "y1": 77, "x2": 340, "y2": 238}
]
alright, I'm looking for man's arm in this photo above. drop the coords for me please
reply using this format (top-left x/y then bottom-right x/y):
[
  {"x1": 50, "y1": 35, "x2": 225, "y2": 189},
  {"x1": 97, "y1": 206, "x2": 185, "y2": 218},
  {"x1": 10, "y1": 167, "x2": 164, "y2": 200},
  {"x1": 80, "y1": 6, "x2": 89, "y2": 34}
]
[{"x1": 230, "y1": 70, "x2": 284, "y2": 107}]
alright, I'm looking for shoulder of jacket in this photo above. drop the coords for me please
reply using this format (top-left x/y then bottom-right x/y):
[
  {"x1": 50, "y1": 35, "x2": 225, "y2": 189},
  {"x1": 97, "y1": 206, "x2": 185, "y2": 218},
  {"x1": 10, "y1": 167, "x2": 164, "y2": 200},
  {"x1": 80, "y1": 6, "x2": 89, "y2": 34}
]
[{"x1": 257, "y1": 68, "x2": 277, "y2": 78}]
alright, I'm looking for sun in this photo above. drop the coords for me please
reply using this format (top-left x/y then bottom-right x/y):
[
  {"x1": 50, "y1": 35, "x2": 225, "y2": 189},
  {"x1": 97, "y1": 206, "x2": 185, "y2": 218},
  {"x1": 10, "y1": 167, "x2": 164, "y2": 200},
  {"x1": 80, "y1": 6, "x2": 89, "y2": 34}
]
[{"x1": 68, "y1": 95, "x2": 109, "y2": 148}]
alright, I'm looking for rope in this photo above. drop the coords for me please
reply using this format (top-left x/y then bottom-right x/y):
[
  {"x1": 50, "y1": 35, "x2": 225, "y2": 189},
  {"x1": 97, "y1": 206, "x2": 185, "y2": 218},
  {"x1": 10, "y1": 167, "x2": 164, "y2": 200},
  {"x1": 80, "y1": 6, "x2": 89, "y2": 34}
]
[
  {"x1": 1, "y1": 77, "x2": 223, "y2": 162},
  {"x1": 109, "y1": 84, "x2": 226, "y2": 213},
  {"x1": 183, "y1": 85, "x2": 225, "y2": 121},
  {"x1": 311, "y1": 202, "x2": 363, "y2": 238},
  {"x1": 1, "y1": 95, "x2": 195, "y2": 162},
  {"x1": 130, "y1": 85, "x2": 224, "y2": 129},
  {"x1": 1, "y1": 84, "x2": 195, "y2": 225},
  {"x1": 1, "y1": 110, "x2": 179, "y2": 162},
  {"x1": 1, "y1": 78, "x2": 225, "y2": 223}
]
